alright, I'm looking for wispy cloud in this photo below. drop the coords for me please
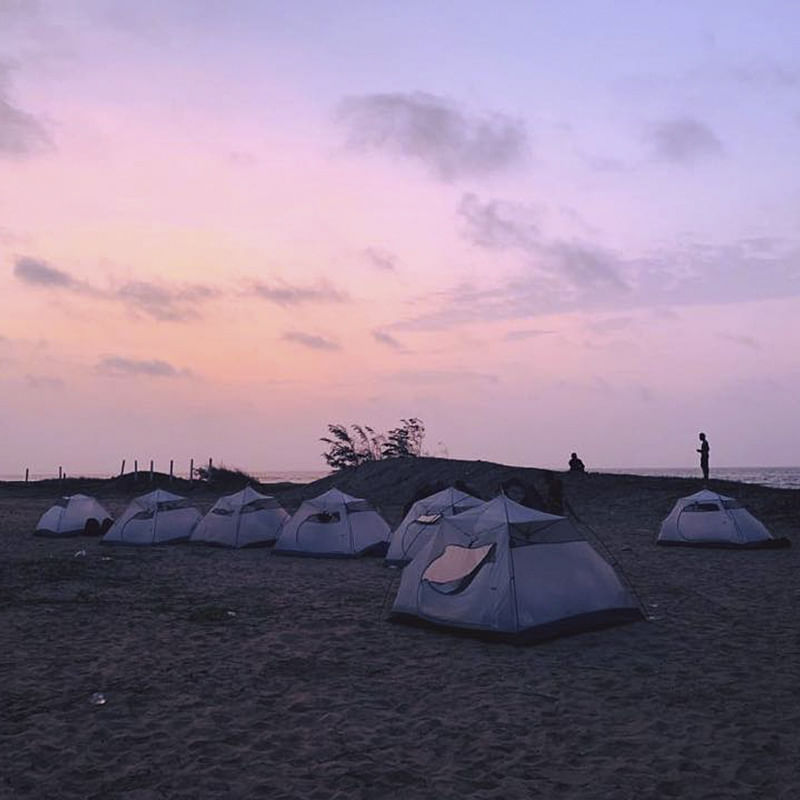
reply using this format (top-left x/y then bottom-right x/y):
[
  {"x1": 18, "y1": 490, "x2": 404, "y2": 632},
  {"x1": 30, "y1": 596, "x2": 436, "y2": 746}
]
[
  {"x1": 585, "y1": 316, "x2": 635, "y2": 334},
  {"x1": 391, "y1": 234, "x2": 800, "y2": 331},
  {"x1": 504, "y1": 329, "x2": 553, "y2": 341},
  {"x1": 96, "y1": 356, "x2": 190, "y2": 377},
  {"x1": 387, "y1": 369, "x2": 499, "y2": 385},
  {"x1": 116, "y1": 281, "x2": 218, "y2": 322},
  {"x1": 372, "y1": 330, "x2": 404, "y2": 350},
  {"x1": 362, "y1": 247, "x2": 397, "y2": 271},
  {"x1": 336, "y1": 92, "x2": 528, "y2": 180},
  {"x1": 282, "y1": 331, "x2": 340, "y2": 351},
  {"x1": 13, "y1": 256, "x2": 83, "y2": 290},
  {"x1": 13, "y1": 256, "x2": 219, "y2": 321},
  {"x1": 458, "y1": 193, "x2": 540, "y2": 251},
  {"x1": 717, "y1": 333, "x2": 761, "y2": 350},
  {"x1": 252, "y1": 280, "x2": 347, "y2": 307},
  {"x1": 546, "y1": 241, "x2": 629, "y2": 291},
  {"x1": 458, "y1": 193, "x2": 628, "y2": 294},
  {"x1": 0, "y1": 63, "x2": 51, "y2": 158},
  {"x1": 25, "y1": 374, "x2": 64, "y2": 389},
  {"x1": 645, "y1": 117, "x2": 723, "y2": 164}
]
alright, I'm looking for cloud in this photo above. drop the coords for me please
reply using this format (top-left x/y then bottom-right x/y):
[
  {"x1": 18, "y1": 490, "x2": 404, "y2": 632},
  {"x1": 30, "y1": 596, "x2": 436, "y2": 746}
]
[
  {"x1": 228, "y1": 150, "x2": 258, "y2": 166},
  {"x1": 585, "y1": 316, "x2": 634, "y2": 334},
  {"x1": 14, "y1": 257, "x2": 219, "y2": 321},
  {"x1": 717, "y1": 333, "x2": 761, "y2": 350},
  {"x1": 362, "y1": 247, "x2": 397, "y2": 272},
  {"x1": 96, "y1": 356, "x2": 188, "y2": 377},
  {"x1": 0, "y1": 63, "x2": 51, "y2": 158},
  {"x1": 645, "y1": 117, "x2": 723, "y2": 164},
  {"x1": 729, "y1": 61, "x2": 800, "y2": 89},
  {"x1": 545, "y1": 241, "x2": 629, "y2": 292},
  {"x1": 372, "y1": 330, "x2": 404, "y2": 350},
  {"x1": 252, "y1": 280, "x2": 347, "y2": 307},
  {"x1": 116, "y1": 281, "x2": 217, "y2": 321},
  {"x1": 458, "y1": 193, "x2": 540, "y2": 250},
  {"x1": 282, "y1": 331, "x2": 340, "y2": 351},
  {"x1": 584, "y1": 155, "x2": 631, "y2": 173},
  {"x1": 504, "y1": 329, "x2": 553, "y2": 341},
  {"x1": 25, "y1": 374, "x2": 64, "y2": 389},
  {"x1": 391, "y1": 235, "x2": 800, "y2": 331},
  {"x1": 387, "y1": 369, "x2": 499, "y2": 385},
  {"x1": 13, "y1": 256, "x2": 81, "y2": 289},
  {"x1": 458, "y1": 193, "x2": 628, "y2": 294},
  {"x1": 336, "y1": 92, "x2": 528, "y2": 180}
]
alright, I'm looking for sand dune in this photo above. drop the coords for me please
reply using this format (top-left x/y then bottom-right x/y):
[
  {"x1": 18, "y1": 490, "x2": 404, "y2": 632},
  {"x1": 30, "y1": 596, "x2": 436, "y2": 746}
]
[{"x1": 1, "y1": 458, "x2": 798, "y2": 798}]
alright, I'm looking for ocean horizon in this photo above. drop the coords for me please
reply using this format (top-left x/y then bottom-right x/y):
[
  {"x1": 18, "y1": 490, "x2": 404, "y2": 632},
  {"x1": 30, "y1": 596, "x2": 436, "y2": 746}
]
[{"x1": 3, "y1": 465, "x2": 800, "y2": 490}]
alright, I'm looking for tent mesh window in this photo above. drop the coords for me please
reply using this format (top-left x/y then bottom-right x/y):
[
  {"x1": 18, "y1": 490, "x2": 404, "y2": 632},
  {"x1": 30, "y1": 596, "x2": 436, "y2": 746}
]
[
  {"x1": 721, "y1": 500, "x2": 742, "y2": 509},
  {"x1": 242, "y1": 498, "x2": 281, "y2": 513},
  {"x1": 344, "y1": 501, "x2": 374, "y2": 513},
  {"x1": 157, "y1": 499, "x2": 193, "y2": 512},
  {"x1": 683, "y1": 502, "x2": 721, "y2": 513},
  {"x1": 211, "y1": 508, "x2": 235, "y2": 516},
  {"x1": 508, "y1": 521, "x2": 583, "y2": 547},
  {"x1": 307, "y1": 511, "x2": 341, "y2": 524}
]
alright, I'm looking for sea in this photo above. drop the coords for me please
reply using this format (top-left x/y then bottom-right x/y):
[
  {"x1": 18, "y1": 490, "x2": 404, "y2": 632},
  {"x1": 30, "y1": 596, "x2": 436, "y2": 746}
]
[
  {"x1": 599, "y1": 467, "x2": 800, "y2": 490},
  {"x1": 2, "y1": 466, "x2": 800, "y2": 490}
]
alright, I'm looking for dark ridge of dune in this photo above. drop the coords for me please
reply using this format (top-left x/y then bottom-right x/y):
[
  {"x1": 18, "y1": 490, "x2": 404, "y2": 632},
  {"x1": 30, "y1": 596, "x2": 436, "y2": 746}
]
[
  {"x1": 2, "y1": 457, "x2": 798, "y2": 532},
  {"x1": 278, "y1": 457, "x2": 800, "y2": 530}
]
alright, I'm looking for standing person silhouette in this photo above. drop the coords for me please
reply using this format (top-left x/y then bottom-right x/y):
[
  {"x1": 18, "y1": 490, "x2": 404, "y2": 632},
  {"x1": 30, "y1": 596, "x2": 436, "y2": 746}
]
[{"x1": 697, "y1": 432, "x2": 710, "y2": 481}]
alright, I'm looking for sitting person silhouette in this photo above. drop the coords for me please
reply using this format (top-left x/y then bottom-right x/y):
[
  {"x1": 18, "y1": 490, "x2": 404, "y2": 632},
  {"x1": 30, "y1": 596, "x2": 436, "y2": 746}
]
[{"x1": 568, "y1": 452, "x2": 586, "y2": 473}]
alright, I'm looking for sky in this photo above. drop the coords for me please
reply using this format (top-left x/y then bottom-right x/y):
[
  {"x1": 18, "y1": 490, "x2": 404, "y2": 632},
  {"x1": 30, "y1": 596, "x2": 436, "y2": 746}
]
[{"x1": 2, "y1": 0, "x2": 800, "y2": 475}]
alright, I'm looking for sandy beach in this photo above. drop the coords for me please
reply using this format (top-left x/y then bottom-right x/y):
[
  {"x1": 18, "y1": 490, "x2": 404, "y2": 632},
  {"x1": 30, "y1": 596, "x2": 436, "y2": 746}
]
[{"x1": 2, "y1": 458, "x2": 799, "y2": 799}]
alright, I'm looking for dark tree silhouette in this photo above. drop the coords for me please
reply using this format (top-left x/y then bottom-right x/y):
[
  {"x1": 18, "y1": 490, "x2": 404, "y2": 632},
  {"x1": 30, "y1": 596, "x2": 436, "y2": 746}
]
[{"x1": 321, "y1": 418, "x2": 426, "y2": 470}]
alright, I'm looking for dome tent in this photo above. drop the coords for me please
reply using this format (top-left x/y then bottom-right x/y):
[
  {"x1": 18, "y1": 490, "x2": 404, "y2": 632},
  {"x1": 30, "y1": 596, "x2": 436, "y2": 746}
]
[
  {"x1": 391, "y1": 494, "x2": 642, "y2": 642},
  {"x1": 34, "y1": 494, "x2": 113, "y2": 537},
  {"x1": 102, "y1": 489, "x2": 200, "y2": 545},
  {"x1": 191, "y1": 486, "x2": 289, "y2": 548},
  {"x1": 273, "y1": 488, "x2": 390, "y2": 557},
  {"x1": 657, "y1": 489, "x2": 790, "y2": 549},
  {"x1": 386, "y1": 486, "x2": 484, "y2": 566}
]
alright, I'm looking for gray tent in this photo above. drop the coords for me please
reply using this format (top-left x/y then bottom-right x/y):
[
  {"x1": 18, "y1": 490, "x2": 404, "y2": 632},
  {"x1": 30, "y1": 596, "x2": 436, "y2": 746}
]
[
  {"x1": 391, "y1": 494, "x2": 641, "y2": 642},
  {"x1": 386, "y1": 486, "x2": 484, "y2": 566},
  {"x1": 191, "y1": 486, "x2": 288, "y2": 548},
  {"x1": 273, "y1": 488, "x2": 390, "y2": 557},
  {"x1": 35, "y1": 494, "x2": 112, "y2": 537},
  {"x1": 102, "y1": 490, "x2": 200, "y2": 545},
  {"x1": 657, "y1": 489, "x2": 790, "y2": 548}
]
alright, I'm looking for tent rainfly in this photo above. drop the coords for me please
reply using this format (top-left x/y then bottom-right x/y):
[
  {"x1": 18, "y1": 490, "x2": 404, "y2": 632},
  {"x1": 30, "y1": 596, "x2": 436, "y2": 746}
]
[
  {"x1": 34, "y1": 494, "x2": 113, "y2": 537},
  {"x1": 191, "y1": 486, "x2": 289, "y2": 548},
  {"x1": 102, "y1": 489, "x2": 200, "y2": 545},
  {"x1": 386, "y1": 486, "x2": 484, "y2": 566},
  {"x1": 273, "y1": 488, "x2": 390, "y2": 557},
  {"x1": 657, "y1": 489, "x2": 790, "y2": 548},
  {"x1": 391, "y1": 494, "x2": 642, "y2": 642}
]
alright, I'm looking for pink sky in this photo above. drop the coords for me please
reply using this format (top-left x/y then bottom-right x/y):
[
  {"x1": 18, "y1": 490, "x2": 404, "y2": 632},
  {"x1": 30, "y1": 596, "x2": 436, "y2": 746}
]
[{"x1": 2, "y1": 2, "x2": 800, "y2": 475}]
